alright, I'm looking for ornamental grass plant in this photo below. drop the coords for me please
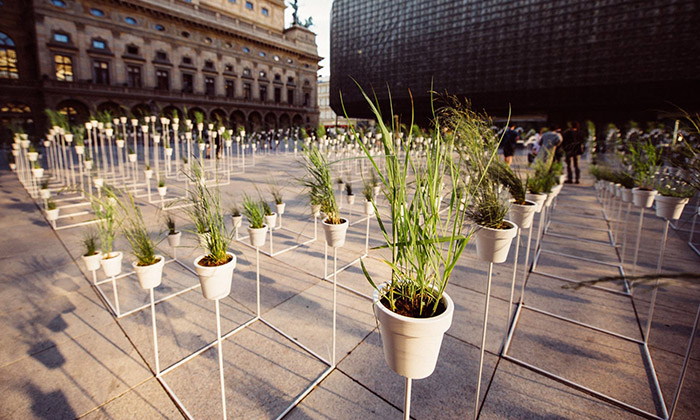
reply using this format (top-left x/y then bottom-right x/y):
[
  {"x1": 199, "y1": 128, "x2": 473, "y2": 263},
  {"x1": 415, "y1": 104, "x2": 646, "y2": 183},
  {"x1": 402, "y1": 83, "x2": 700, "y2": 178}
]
[
  {"x1": 301, "y1": 145, "x2": 342, "y2": 224},
  {"x1": 242, "y1": 194, "x2": 265, "y2": 229},
  {"x1": 344, "y1": 88, "x2": 472, "y2": 318},
  {"x1": 89, "y1": 187, "x2": 120, "y2": 256},
  {"x1": 119, "y1": 192, "x2": 160, "y2": 266}
]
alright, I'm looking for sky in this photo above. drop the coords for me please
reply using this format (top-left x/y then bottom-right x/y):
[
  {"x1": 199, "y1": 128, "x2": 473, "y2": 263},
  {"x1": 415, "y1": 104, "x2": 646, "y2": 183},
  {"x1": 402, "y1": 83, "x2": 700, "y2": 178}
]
[{"x1": 283, "y1": 0, "x2": 332, "y2": 78}]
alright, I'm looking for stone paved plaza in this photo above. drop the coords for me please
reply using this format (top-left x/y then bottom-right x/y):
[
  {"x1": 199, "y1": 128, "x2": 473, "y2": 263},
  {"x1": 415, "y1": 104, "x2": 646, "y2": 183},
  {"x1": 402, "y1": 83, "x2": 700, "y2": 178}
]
[{"x1": 1, "y1": 152, "x2": 699, "y2": 420}]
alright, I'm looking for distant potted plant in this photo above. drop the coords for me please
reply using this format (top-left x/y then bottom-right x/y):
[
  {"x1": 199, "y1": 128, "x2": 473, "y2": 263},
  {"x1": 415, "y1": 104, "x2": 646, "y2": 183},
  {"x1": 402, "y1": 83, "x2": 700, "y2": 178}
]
[
  {"x1": 345, "y1": 182, "x2": 356, "y2": 205},
  {"x1": 74, "y1": 126, "x2": 85, "y2": 155},
  {"x1": 362, "y1": 178, "x2": 375, "y2": 216},
  {"x1": 654, "y1": 178, "x2": 693, "y2": 220},
  {"x1": 370, "y1": 171, "x2": 381, "y2": 198},
  {"x1": 271, "y1": 186, "x2": 285, "y2": 216},
  {"x1": 489, "y1": 160, "x2": 537, "y2": 230},
  {"x1": 629, "y1": 140, "x2": 661, "y2": 208},
  {"x1": 614, "y1": 170, "x2": 635, "y2": 203},
  {"x1": 526, "y1": 155, "x2": 557, "y2": 212},
  {"x1": 45, "y1": 198, "x2": 60, "y2": 222},
  {"x1": 32, "y1": 161, "x2": 44, "y2": 178},
  {"x1": 262, "y1": 200, "x2": 277, "y2": 230},
  {"x1": 165, "y1": 215, "x2": 182, "y2": 247},
  {"x1": 157, "y1": 177, "x2": 167, "y2": 197},
  {"x1": 242, "y1": 194, "x2": 267, "y2": 248},
  {"x1": 144, "y1": 164, "x2": 153, "y2": 179},
  {"x1": 127, "y1": 147, "x2": 137, "y2": 163},
  {"x1": 116, "y1": 134, "x2": 125, "y2": 149},
  {"x1": 120, "y1": 193, "x2": 164, "y2": 289},
  {"x1": 84, "y1": 153, "x2": 94, "y2": 170},
  {"x1": 27, "y1": 144, "x2": 38, "y2": 161},
  {"x1": 39, "y1": 179, "x2": 51, "y2": 200},
  {"x1": 184, "y1": 164, "x2": 236, "y2": 300},
  {"x1": 81, "y1": 231, "x2": 102, "y2": 272},
  {"x1": 302, "y1": 145, "x2": 348, "y2": 247},
  {"x1": 91, "y1": 188, "x2": 123, "y2": 277},
  {"x1": 230, "y1": 204, "x2": 243, "y2": 233}
]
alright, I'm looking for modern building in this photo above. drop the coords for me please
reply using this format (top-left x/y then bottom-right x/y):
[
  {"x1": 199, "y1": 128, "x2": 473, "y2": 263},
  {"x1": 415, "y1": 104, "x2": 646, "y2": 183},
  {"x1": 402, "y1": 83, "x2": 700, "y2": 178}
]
[
  {"x1": 318, "y1": 76, "x2": 371, "y2": 130},
  {"x1": 330, "y1": 0, "x2": 700, "y2": 126},
  {"x1": 0, "y1": 0, "x2": 321, "y2": 142}
]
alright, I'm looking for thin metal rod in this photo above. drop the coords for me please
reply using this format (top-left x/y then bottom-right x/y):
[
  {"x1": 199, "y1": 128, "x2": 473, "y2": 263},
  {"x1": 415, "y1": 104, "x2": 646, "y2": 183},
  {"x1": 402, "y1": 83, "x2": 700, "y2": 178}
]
[
  {"x1": 272, "y1": 366, "x2": 334, "y2": 420},
  {"x1": 150, "y1": 288, "x2": 160, "y2": 375},
  {"x1": 506, "y1": 228, "x2": 521, "y2": 338},
  {"x1": 111, "y1": 275, "x2": 120, "y2": 316},
  {"x1": 631, "y1": 207, "x2": 645, "y2": 277},
  {"x1": 519, "y1": 224, "x2": 534, "y2": 303},
  {"x1": 539, "y1": 249, "x2": 622, "y2": 267},
  {"x1": 642, "y1": 342, "x2": 669, "y2": 419},
  {"x1": 404, "y1": 377, "x2": 412, "y2": 420},
  {"x1": 621, "y1": 203, "x2": 632, "y2": 266},
  {"x1": 332, "y1": 247, "x2": 337, "y2": 367},
  {"x1": 256, "y1": 247, "x2": 261, "y2": 317},
  {"x1": 215, "y1": 299, "x2": 227, "y2": 420},
  {"x1": 475, "y1": 262, "x2": 493, "y2": 420},
  {"x1": 669, "y1": 302, "x2": 700, "y2": 419},
  {"x1": 644, "y1": 219, "x2": 670, "y2": 343}
]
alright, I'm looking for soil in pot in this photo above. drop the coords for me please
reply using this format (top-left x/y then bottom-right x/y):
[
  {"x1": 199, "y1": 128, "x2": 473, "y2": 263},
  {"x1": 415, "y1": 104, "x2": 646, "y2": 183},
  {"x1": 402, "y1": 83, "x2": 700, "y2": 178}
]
[
  {"x1": 198, "y1": 254, "x2": 233, "y2": 267},
  {"x1": 381, "y1": 295, "x2": 447, "y2": 318}
]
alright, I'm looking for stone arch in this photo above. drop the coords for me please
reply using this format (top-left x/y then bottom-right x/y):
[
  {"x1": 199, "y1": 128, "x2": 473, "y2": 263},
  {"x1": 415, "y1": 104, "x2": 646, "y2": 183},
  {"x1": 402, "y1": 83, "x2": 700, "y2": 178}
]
[
  {"x1": 131, "y1": 103, "x2": 152, "y2": 119},
  {"x1": 161, "y1": 105, "x2": 182, "y2": 120},
  {"x1": 264, "y1": 112, "x2": 277, "y2": 131},
  {"x1": 278, "y1": 113, "x2": 290, "y2": 129},
  {"x1": 97, "y1": 101, "x2": 122, "y2": 118},
  {"x1": 210, "y1": 108, "x2": 227, "y2": 126},
  {"x1": 187, "y1": 107, "x2": 206, "y2": 122},
  {"x1": 292, "y1": 114, "x2": 304, "y2": 127},
  {"x1": 230, "y1": 110, "x2": 245, "y2": 130},
  {"x1": 248, "y1": 111, "x2": 262, "y2": 132},
  {"x1": 56, "y1": 99, "x2": 89, "y2": 125}
]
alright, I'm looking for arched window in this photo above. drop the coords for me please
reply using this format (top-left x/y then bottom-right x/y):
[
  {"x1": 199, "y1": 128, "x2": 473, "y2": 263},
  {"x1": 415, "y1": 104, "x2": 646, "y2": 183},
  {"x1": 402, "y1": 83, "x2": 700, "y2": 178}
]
[{"x1": 0, "y1": 33, "x2": 18, "y2": 79}]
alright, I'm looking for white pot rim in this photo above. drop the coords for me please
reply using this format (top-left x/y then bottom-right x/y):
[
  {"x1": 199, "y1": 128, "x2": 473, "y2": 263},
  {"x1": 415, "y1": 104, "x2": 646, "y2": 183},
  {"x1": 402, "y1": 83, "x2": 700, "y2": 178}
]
[
  {"x1": 477, "y1": 219, "x2": 516, "y2": 233},
  {"x1": 373, "y1": 283, "x2": 454, "y2": 325},
  {"x1": 193, "y1": 251, "x2": 236, "y2": 269},
  {"x1": 322, "y1": 217, "x2": 348, "y2": 227},
  {"x1": 132, "y1": 254, "x2": 165, "y2": 269}
]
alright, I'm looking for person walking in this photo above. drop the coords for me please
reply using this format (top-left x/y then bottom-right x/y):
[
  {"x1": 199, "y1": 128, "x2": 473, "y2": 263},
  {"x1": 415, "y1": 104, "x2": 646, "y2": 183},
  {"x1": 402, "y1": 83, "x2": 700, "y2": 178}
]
[
  {"x1": 562, "y1": 122, "x2": 585, "y2": 183},
  {"x1": 501, "y1": 124, "x2": 519, "y2": 166},
  {"x1": 539, "y1": 126, "x2": 563, "y2": 161}
]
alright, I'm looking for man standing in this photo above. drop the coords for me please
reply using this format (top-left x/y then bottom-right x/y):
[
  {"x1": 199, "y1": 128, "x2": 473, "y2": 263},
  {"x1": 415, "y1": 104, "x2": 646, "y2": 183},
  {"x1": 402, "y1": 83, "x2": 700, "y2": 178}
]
[
  {"x1": 539, "y1": 126, "x2": 563, "y2": 161},
  {"x1": 562, "y1": 122, "x2": 585, "y2": 183},
  {"x1": 501, "y1": 124, "x2": 519, "y2": 166}
]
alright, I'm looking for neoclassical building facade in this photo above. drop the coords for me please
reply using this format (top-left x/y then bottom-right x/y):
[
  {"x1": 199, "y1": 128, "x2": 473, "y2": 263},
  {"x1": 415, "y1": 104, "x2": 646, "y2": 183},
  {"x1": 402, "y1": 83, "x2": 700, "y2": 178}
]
[{"x1": 0, "y1": 0, "x2": 320, "y2": 141}]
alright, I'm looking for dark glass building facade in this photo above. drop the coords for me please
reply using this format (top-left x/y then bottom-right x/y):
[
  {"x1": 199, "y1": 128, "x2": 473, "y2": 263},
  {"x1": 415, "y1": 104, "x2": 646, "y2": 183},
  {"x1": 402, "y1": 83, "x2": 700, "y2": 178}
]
[{"x1": 330, "y1": 0, "x2": 700, "y2": 124}]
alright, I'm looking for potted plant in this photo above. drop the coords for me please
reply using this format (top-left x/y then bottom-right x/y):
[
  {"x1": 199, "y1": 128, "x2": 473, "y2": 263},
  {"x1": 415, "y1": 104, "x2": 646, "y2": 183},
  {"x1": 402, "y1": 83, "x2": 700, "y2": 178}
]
[
  {"x1": 614, "y1": 170, "x2": 635, "y2": 203},
  {"x1": 74, "y1": 126, "x2": 85, "y2": 155},
  {"x1": 32, "y1": 161, "x2": 44, "y2": 178},
  {"x1": 351, "y1": 92, "x2": 471, "y2": 380},
  {"x1": 128, "y1": 147, "x2": 137, "y2": 163},
  {"x1": 7, "y1": 152, "x2": 16, "y2": 171},
  {"x1": 230, "y1": 204, "x2": 243, "y2": 233},
  {"x1": 242, "y1": 195, "x2": 267, "y2": 248},
  {"x1": 116, "y1": 134, "x2": 125, "y2": 149},
  {"x1": 84, "y1": 153, "x2": 94, "y2": 170},
  {"x1": 629, "y1": 140, "x2": 661, "y2": 208},
  {"x1": 157, "y1": 178, "x2": 167, "y2": 197},
  {"x1": 301, "y1": 145, "x2": 348, "y2": 248},
  {"x1": 489, "y1": 160, "x2": 537, "y2": 230},
  {"x1": 45, "y1": 198, "x2": 60, "y2": 222},
  {"x1": 526, "y1": 155, "x2": 557, "y2": 212},
  {"x1": 362, "y1": 179, "x2": 375, "y2": 216},
  {"x1": 39, "y1": 179, "x2": 51, "y2": 200},
  {"x1": 654, "y1": 178, "x2": 693, "y2": 220},
  {"x1": 144, "y1": 164, "x2": 153, "y2": 180},
  {"x1": 120, "y1": 193, "x2": 164, "y2": 289},
  {"x1": 184, "y1": 164, "x2": 236, "y2": 300},
  {"x1": 27, "y1": 144, "x2": 38, "y2": 161},
  {"x1": 271, "y1": 186, "x2": 285, "y2": 216},
  {"x1": 370, "y1": 171, "x2": 381, "y2": 198},
  {"x1": 166, "y1": 215, "x2": 182, "y2": 247},
  {"x1": 91, "y1": 188, "x2": 123, "y2": 277},
  {"x1": 81, "y1": 231, "x2": 102, "y2": 272},
  {"x1": 262, "y1": 200, "x2": 277, "y2": 229},
  {"x1": 345, "y1": 182, "x2": 356, "y2": 205}
]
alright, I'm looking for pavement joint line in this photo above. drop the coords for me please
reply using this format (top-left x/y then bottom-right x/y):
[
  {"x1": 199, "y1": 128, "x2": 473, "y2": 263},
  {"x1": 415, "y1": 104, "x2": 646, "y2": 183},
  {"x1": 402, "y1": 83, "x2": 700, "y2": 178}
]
[{"x1": 73, "y1": 377, "x2": 156, "y2": 419}]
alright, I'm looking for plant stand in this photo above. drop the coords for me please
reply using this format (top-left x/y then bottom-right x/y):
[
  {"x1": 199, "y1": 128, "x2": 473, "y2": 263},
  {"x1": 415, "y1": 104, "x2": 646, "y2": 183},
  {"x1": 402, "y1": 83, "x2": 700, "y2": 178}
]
[
  {"x1": 688, "y1": 205, "x2": 700, "y2": 257},
  {"x1": 474, "y1": 261, "x2": 494, "y2": 420},
  {"x1": 236, "y1": 212, "x2": 317, "y2": 257},
  {"x1": 631, "y1": 206, "x2": 646, "y2": 277}
]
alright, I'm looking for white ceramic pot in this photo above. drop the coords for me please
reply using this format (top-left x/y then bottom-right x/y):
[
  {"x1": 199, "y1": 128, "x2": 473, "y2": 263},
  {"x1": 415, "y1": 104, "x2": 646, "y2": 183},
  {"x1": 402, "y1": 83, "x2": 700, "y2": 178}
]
[
  {"x1": 85, "y1": 160, "x2": 93, "y2": 170},
  {"x1": 509, "y1": 200, "x2": 537, "y2": 229},
  {"x1": 94, "y1": 178, "x2": 104, "y2": 188},
  {"x1": 365, "y1": 200, "x2": 375, "y2": 216},
  {"x1": 28, "y1": 152, "x2": 38, "y2": 161},
  {"x1": 654, "y1": 195, "x2": 689, "y2": 220},
  {"x1": 632, "y1": 188, "x2": 657, "y2": 208},
  {"x1": 145, "y1": 169, "x2": 153, "y2": 179},
  {"x1": 198, "y1": 143, "x2": 206, "y2": 152},
  {"x1": 346, "y1": 194, "x2": 356, "y2": 205},
  {"x1": 75, "y1": 145, "x2": 84, "y2": 155},
  {"x1": 544, "y1": 190, "x2": 557, "y2": 207},
  {"x1": 40, "y1": 189, "x2": 51, "y2": 200},
  {"x1": 133, "y1": 255, "x2": 165, "y2": 289},
  {"x1": 158, "y1": 186, "x2": 167, "y2": 196},
  {"x1": 128, "y1": 154, "x2": 137, "y2": 163},
  {"x1": 373, "y1": 185, "x2": 381, "y2": 198},
  {"x1": 225, "y1": 140, "x2": 232, "y2": 148},
  {"x1": 248, "y1": 225, "x2": 268, "y2": 248},
  {"x1": 194, "y1": 252, "x2": 236, "y2": 300},
  {"x1": 167, "y1": 231, "x2": 182, "y2": 247},
  {"x1": 165, "y1": 148, "x2": 173, "y2": 157},
  {"x1": 264, "y1": 213, "x2": 277, "y2": 229},
  {"x1": 9, "y1": 163, "x2": 16, "y2": 171},
  {"x1": 621, "y1": 187, "x2": 633, "y2": 203},
  {"x1": 231, "y1": 215, "x2": 242, "y2": 230},
  {"x1": 101, "y1": 252, "x2": 123, "y2": 277},
  {"x1": 46, "y1": 208, "x2": 59, "y2": 221},
  {"x1": 322, "y1": 218, "x2": 349, "y2": 248},
  {"x1": 525, "y1": 192, "x2": 547, "y2": 213},
  {"x1": 20, "y1": 140, "x2": 30, "y2": 148},
  {"x1": 116, "y1": 139, "x2": 125, "y2": 148},
  {"x1": 373, "y1": 285, "x2": 454, "y2": 379},
  {"x1": 82, "y1": 251, "x2": 102, "y2": 272},
  {"x1": 474, "y1": 220, "x2": 517, "y2": 263},
  {"x1": 32, "y1": 168, "x2": 44, "y2": 178},
  {"x1": 276, "y1": 203, "x2": 286, "y2": 216}
]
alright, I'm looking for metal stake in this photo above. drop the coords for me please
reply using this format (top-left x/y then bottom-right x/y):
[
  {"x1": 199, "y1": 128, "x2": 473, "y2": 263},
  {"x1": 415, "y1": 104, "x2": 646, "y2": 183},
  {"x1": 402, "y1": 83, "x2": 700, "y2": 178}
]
[{"x1": 475, "y1": 262, "x2": 494, "y2": 420}]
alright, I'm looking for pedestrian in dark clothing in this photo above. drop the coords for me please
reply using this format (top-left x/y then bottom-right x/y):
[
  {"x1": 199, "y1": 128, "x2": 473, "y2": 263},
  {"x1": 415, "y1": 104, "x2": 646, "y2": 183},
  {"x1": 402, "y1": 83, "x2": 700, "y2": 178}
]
[
  {"x1": 539, "y1": 127, "x2": 563, "y2": 161},
  {"x1": 562, "y1": 122, "x2": 585, "y2": 183},
  {"x1": 501, "y1": 124, "x2": 518, "y2": 166}
]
